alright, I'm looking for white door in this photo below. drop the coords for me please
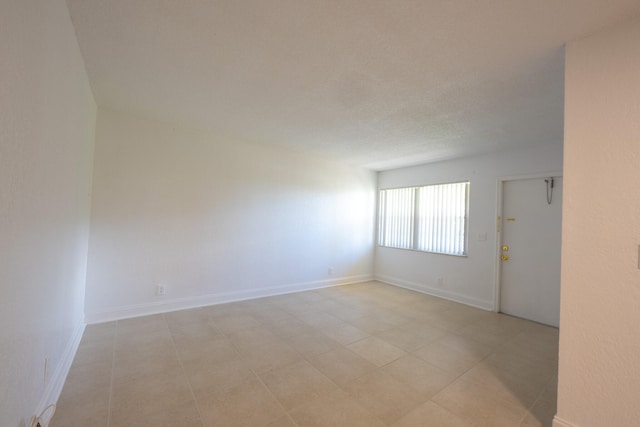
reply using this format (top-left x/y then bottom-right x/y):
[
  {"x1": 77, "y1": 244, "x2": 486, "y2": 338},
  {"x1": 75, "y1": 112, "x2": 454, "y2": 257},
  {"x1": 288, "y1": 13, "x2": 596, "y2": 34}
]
[{"x1": 499, "y1": 177, "x2": 562, "y2": 327}]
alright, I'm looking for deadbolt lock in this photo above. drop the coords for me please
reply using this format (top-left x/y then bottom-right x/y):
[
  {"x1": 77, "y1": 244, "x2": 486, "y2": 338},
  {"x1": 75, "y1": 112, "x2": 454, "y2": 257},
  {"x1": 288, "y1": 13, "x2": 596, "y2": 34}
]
[
  {"x1": 501, "y1": 255, "x2": 509, "y2": 261},
  {"x1": 502, "y1": 245, "x2": 509, "y2": 251}
]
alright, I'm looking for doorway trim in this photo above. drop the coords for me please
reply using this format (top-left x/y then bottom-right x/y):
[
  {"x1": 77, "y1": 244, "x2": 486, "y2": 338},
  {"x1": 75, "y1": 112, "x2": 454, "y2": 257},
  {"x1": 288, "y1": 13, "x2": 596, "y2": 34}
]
[{"x1": 493, "y1": 171, "x2": 563, "y2": 313}]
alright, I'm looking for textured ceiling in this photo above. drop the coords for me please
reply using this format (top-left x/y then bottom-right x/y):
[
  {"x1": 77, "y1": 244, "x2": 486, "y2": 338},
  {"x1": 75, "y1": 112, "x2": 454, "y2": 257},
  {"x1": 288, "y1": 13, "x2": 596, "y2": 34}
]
[{"x1": 66, "y1": 0, "x2": 640, "y2": 170}]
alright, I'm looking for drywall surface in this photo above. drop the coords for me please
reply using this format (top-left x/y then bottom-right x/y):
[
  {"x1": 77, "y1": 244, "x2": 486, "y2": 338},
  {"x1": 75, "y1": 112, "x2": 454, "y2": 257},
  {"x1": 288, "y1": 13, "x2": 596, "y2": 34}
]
[
  {"x1": 375, "y1": 143, "x2": 563, "y2": 309},
  {"x1": 555, "y1": 17, "x2": 640, "y2": 427},
  {"x1": 85, "y1": 108, "x2": 376, "y2": 321},
  {"x1": 0, "y1": 1, "x2": 96, "y2": 425}
]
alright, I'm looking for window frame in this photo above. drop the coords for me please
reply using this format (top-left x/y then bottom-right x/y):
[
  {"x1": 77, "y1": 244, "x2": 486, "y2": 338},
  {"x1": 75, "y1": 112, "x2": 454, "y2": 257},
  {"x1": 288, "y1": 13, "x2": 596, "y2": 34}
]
[{"x1": 377, "y1": 181, "x2": 470, "y2": 256}]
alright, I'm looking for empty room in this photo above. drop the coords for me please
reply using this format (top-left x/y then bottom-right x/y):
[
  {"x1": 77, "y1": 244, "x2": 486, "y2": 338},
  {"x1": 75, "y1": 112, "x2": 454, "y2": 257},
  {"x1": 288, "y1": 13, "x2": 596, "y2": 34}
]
[{"x1": 2, "y1": 1, "x2": 640, "y2": 427}]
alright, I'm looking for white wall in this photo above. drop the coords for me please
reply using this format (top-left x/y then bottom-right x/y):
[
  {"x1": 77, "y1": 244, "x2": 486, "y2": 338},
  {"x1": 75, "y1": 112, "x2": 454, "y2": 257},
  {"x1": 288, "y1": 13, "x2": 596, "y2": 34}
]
[
  {"x1": 375, "y1": 143, "x2": 563, "y2": 309},
  {"x1": 0, "y1": 1, "x2": 96, "y2": 426},
  {"x1": 555, "y1": 17, "x2": 640, "y2": 427},
  {"x1": 85, "y1": 108, "x2": 376, "y2": 322}
]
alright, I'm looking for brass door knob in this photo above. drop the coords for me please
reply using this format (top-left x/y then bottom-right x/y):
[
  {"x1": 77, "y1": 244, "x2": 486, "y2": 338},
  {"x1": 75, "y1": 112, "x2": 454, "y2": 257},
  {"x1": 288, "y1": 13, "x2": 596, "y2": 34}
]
[
  {"x1": 501, "y1": 255, "x2": 509, "y2": 261},
  {"x1": 502, "y1": 245, "x2": 509, "y2": 251}
]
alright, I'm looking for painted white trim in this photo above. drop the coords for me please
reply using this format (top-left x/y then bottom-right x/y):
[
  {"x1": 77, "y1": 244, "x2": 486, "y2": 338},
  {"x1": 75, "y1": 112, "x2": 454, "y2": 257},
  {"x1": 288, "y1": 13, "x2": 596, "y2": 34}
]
[
  {"x1": 553, "y1": 415, "x2": 578, "y2": 427},
  {"x1": 85, "y1": 274, "x2": 374, "y2": 324},
  {"x1": 375, "y1": 274, "x2": 494, "y2": 311},
  {"x1": 493, "y1": 171, "x2": 563, "y2": 315},
  {"x1": 35, "y1": 321, "x2": 85, "y2": 416}
]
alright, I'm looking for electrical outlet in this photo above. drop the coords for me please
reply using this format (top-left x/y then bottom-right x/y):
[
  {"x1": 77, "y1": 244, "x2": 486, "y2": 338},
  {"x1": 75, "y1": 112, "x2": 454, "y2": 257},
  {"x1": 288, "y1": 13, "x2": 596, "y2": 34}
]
[
  {"x1": 155, "y1": 284, "x2": 166, "y2": 296},
  {"x1": 328, "y1": 267, "x2": 334, "y2": 276},
  {"x1": 437, "y1": 277, "x2": 444, "y2": 287}
]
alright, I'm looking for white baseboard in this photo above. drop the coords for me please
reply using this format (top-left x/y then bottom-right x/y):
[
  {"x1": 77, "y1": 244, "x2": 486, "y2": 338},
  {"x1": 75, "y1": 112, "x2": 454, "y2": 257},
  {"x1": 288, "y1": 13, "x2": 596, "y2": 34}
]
[
  {"x1": 85, "y1": 274, "x2": 374, "y2": 324},
  {"x1": 553, "y1": 416, "x2": 577, "y2": 427},
  {"x1": 35, "y1": 321, "x2": 85, "y2": 417},
  {"x1": 375, "y1": 274, "x2": 494, "y2": 311}
]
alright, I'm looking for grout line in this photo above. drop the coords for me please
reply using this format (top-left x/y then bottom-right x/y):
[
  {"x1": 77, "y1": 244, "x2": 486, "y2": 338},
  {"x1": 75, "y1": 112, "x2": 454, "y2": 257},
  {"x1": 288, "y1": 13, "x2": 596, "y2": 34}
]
[
  {"x1": 516, "y1": 372, "x2": 556, "y2": 427},
  {"x1": 221, "y1": 311, "x2": 304, "y2": 427},
  {"x1": 59, "y1": 284, "x2": 559, "y2": 426},
  {"x1": 250, "y1": 363, "x2": 300, "y2": 426},
  {"x1": 164, "y1": 313, "x2": 206, "y2": 427},
  {"x1": 106, "y1": 321, "x2": 117, "y2": 427}
]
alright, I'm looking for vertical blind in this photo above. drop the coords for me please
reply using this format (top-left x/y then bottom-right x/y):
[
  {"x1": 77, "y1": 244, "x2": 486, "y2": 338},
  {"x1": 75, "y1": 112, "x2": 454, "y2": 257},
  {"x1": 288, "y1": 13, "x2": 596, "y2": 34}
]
[{"x1": 378, "y1": 182, "x2": 469, "y2": 256}]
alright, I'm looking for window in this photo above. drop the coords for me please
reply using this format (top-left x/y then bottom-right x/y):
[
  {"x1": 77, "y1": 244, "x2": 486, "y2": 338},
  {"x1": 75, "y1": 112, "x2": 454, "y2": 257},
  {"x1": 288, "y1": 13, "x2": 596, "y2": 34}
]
[{"x1": 378, "y1": 181, "x2": 469, "y2": 256}]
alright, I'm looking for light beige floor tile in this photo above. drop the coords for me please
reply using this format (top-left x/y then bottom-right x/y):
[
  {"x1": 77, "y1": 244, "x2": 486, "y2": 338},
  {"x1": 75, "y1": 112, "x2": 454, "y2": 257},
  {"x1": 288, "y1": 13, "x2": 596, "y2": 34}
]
[
  {"x1": 165, "y1": 307, "x2": 212, "y2": 327},
  {"x1": 262, "y1": 316, "x2": 316, "y2": 338},
  {"x1": 250, "y1": 307, "x2": 295, "y2": 323},
  {"x1": 212, "y1": 313, "x2": 262, "y2": 334},
  {"x1": 52, "y1": 282, "x2": 560, "y2": 427},
  {"x1": 198, "y1": 377, "x2": 286, "y2": 427},
  {"x1": 457, "y1": 327, "x2": 520, "y2": 348},
  {"x1": 391, "y1": 401, "x2": 473, "y2": 427},
  {"x1": 110, "y1": 399, "x2": 202, "y2": 427},
  {"x1": 51, "y1": 386, "x2": 110, "y2": 427},
  {"x1": 496, "y1": 337, "x2": 558, "y2": 368},
  {"x1": 284, "y1": 330, "x2": 341, "y2": 356},
  {"x1": 406, "y1": 297, "x2": 451, "y2": 313},
  {"x1": 290, "y1": 290, "x2": 328, "y2": 305},
  {"x1": 63, "y1": 360, "x2": 112, "y2": 395},
  {"x1": 412, "y1": 334, "x2": 491, "y2": 375},
  {"x1": 202, "y1": 302, "x2": 250, "y2": 319},
  {"x1": 433, "y1": 378, "x2": 527, "y2": 427},
  {"x1": 177, "y1": 337, "x2": 240, "y2": 374},
  {"x1": 110, "y1": 368, "x2": 194, "y2": 425},
  {"x1": 310, "y1": 297, "x2": 356, "y2": 314},
  {"x1": 81, "y1": 322, "x2": 117, "y2": 344},
  {"x1": 519, "y1": 324, "x2": 560, "y2": 353},
  {"x1": 460, "y1": 361, "x2": 544, "y2": 408},
  {"x1": 116, "y1": 326, "x2": 173, "y2": 344},
  {"x1": 416, "y1": 310, "x2": 473, "y2": 332},
  {"x1": 238, "y1": 340, "x2": 302, "y2": 375},
  {"x1": 289, "y1": 389, "x2": 386, "y2": 427},
  {"x1": 307, "y1": 347, "x2": 376, "y2": 386},
  {"x1": 538, "y1": 376, "x2": 558, "y2": 404},
  {"x1": 260, "y1": 359, "x2": 338, "y2": 410},
  {"x1": 232, "y1": 297, "x2": 281, "y2": 312},
  {"x1": 347, "y1": 336, "x2": 406, "y2": 367},
  {"x1": 481, "y1": 351, "x2": 556, "y2": 388},
  {"x1": 114, "y1": 334, "x2": 175, "y2": 363},
  {"x1": 383, "y1": 354, "x2": 457, "y2": 398},
  {"x1": 437, "y1": 333, "x2": 495, "y2": 357},
  {"x1": 371, "y1": 308, "x2": 412, "y2": 326},
  {"x1": 71, "y1": 340, "x2": 114, "y2": 367},
  {"x1": 169, "y1": 320, "x2": 222, "y2": 345},
  {"x1": 277, "y1": 301, "x2": 322, "y2": 317},
  {"x1": 294, "y1": 310, "x2": 343, "y2": 328},
  {"x1": 316, "y1": 320, "x2": 370, "y2": 345},
  {"x1": 520, "y1": 398, "x2": 557, "y2": 427},
  {"x1": 113, "y1": 349, "x2": 181, "y2": 382},
  {"x1": 226, "y1": 325, "x2": 282, "y2": 352},
  {"x1": 346, "y1": 314, "x2": 397, "y2": 334},
  {"x1": 375, "y1": 322, "x2": 447, "y2": 352},
  {"x1": 116, "y1": 315, "x2": 169, "y2": 338},
  {"x1": 324, "y1": 304, "x2": 377, "y2": 322},
  {"x1": 343, "y1": 370, "x2": 427, "y2": 425},
  {"x1": 116, "y1": 314, "x2": 167, "y2": 335},
  {"x1": 265, "y1": 415, "x2": 298, "y2": 427},
  {"x1": 187, "y1": 358, "x2": 257, "y2": 401}
]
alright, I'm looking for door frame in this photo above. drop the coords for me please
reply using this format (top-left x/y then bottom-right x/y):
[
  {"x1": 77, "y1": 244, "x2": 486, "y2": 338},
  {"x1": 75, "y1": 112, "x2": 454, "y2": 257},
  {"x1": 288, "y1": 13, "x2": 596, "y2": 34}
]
[{"x1": 493, "y1": 171, "x2": 563, "y2": 313}]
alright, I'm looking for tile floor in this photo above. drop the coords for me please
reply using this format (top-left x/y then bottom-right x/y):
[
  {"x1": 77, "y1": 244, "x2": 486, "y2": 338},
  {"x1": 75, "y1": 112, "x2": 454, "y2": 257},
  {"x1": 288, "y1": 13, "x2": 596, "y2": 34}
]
[{"x1": 50, "y1": 281, "x2": 558, "y2": 427}]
